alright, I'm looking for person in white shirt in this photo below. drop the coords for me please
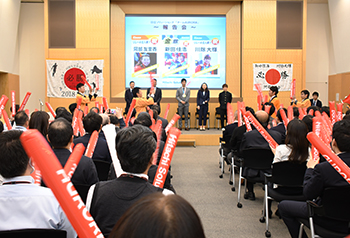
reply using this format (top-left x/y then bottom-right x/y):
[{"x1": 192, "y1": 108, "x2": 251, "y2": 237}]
[{"x1": 0, "y1": 130, "x2": 76, "y2": 238}]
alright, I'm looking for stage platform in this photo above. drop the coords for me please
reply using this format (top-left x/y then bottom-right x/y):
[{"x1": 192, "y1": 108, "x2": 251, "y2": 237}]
[{"x1": 177, "y1": 128, "x2": 222, "y2": 146}]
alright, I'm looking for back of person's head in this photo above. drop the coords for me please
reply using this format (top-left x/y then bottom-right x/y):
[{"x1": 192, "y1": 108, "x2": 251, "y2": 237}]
[
  {"x1": 306, "y1": 106, "x2": 320, "y2": 116},
  {"x1": 285, "y1": 119, "x2": 309, "y2": 163},
  {"x1": 262, "y1": 102, "x2": 275, "y2": 117},
  {"x1": 301, "y1": 89, "x2": 310, "y2": 98},
  {"x1": 343, "y1": 113, "x2": 350, "y2": 121},
  {"x1": 255, "y1": 111, "x2": 269, "y2": 128},
  {"x1": 68, "y1": 103, "x2": 77, "y2": 114},
  {"x1": 0, "y1": 121, "x2": 3, "y2": 133},
  {"x1": 293, "y1": 107, "x2": 299, "y2": 119},
  {"x1": 0, "y1": 130, "x2": 29, "y2": 178},
  {"x1": 245, "y1": 106, "x2": 255, "y2": 116},
  {"x1": 56, "y1": 109, "x2": 72, "y2": 123},
  {"x1": 270, "y1": 86, "x2": 279, "y2": 96},
  {"x1": 132, "y1": 87, "x2": 141, "y2": 98},
  {"x1": 109, "y1": 193, "x2": 205, "y2": 238},
  {"x1": 90, "y1": 107, "x2": 100, "y2": 114},
  {"x1": 109, "y1": 115, "x2": 119, "y2": 126},
  {"x1": 116, "y1": 125, "x2": 156, "y2": 173},
  {"x1": 321, "y1": 106, "x2": 330, "y2": 117},
  {"x1": 14, "y1": 111, "x2": 29, "y2": 127},
  {"x1": 345, "y1": 109, "x2": 350, "y2": 116},
  {"x1": 302, "y1": 115, "x2": 313, "y2": 133},
  {"x1": 152, "y1": 105, "x2": 161, "y2": 115},
  {"x1": 29, "y1": 111, "x2": 50, "y2": 137},
  {"x1": 10, "y1": 104, "x2": 20, "y2": 115},
  {"x1": 134, "y1": 112, "x2": 152, "y2": 128},
  {"x1": 48, "y1": 118, "x2": 73, "y2": 148},
  {"x1": 55, "y1": 107, "x2": 67, "y2": 116},
  {"x1": 276, "y1": 108, "x2": 287, "y2": 123},
  {"x1": 150, "y1": 108, "x2": 158, "y2": 121},
  {"x1": 332, "y1": 120, "x2": 350, "y2": 153},
  {"x1": 83, "y1": 112, "x2": 102, "y2": 134},
  {"x1": 100, "y1": 114, "x2": 110, "y2": 127}
]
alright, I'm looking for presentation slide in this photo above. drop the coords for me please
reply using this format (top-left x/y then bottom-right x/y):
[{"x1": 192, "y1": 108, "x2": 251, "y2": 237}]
[{"x1": 125, "y1": 15, "x2": 226, "y2": 89}]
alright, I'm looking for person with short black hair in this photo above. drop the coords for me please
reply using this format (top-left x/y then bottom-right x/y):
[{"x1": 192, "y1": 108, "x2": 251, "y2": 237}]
[
  {"x1": 147, "y1": 78, "x2": 162, "y2": 113},
  {"x1": 291, "y1": 89, "x2": 311, "y2": 108},
  {"x1": 293, "y1": 107, "x2": 299, "y2": 119},
  {"x1": 125, "y1": 81, "x2": 135, "y2": 113},
  {"x1": 75, "y1": 82, "x2": 97, "y2": 112},
  {"x1": 306, "y1": 105, "x2": 320, "y2": 116},
  {"x1": 12, "y1": 111, "x2": 29, "y2": 131},
  {"x1": 320, "y1": 106, "x2": 330, "y2": 117},
  {"x1": 310, "y1": 91, "x2": 322, "y2": 108},
  {"x1": 109, "y1": 193, "x2": 205, "y2": 238},
  {"x1": 86, "y1": 125, "x2": 173, "y2": 237},
  {"x1": 218, "y1": 83, "x2": 232, "y2": 128},
  {"x1": 176, "y1": 78, "x2": 191, "y2": 130},
  {"x1": 56, "y1": 109, "x2": 73, "y2": 123},
  {"x1": 132, "y1": 87, "x2": 155, "y2": 116},
  {"x1": 0, "y1": 130, "x2": 76, "y2": 237},
  {"x1": 48, "y1": 118, "x2": 98, "y2": 187},
  {"x1": 68, "y1": 103, "x2": 77, "y2": 114},
  {"x1": 73, "y1": 112, "x2": 112, "y2": 163},
  {"x1": 89, "y1": 107, "x2": 100, "y2": 114},
  {"x1": 268, "y1": 86, "x2": 280, "y2": 118}
]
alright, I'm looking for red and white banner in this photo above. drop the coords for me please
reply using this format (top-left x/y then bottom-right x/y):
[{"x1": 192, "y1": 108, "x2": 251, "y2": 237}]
[
  {"x1": 329, "y1": 101, "x2": 336, "y2": 125},
  {"x1": 164, "y1": 103, "x2": 170, "y2": 120},
  {"x1": 240, "y1": 108, "x2": 252, "y2": 132},
  {"x1": 2, "y1": 109, "x2": 12, "y2": 130},
  {"x1": 337, "y1": 103, "x2": 343, "y2": 121},
  {"x1": 253, "y1": 63, "x2": 293, "y2": 91},
  {"x1": 226, "y1": 102, "x2": 234, "y2": 124},
  {"x1": 102, "y1": 97, "x2": 109, "y2": 110},
  {"x1": 279, "y1": 108, "x2": 289, "y2": 130}
]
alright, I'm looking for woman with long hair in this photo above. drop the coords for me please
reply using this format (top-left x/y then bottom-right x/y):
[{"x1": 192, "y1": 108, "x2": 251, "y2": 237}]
[
  {"x1": 196, "y1": 83, "x2": 210, "y2": 131},
  {"x1": 29, "y1": 111, "x2": 50, "y2": 137}
]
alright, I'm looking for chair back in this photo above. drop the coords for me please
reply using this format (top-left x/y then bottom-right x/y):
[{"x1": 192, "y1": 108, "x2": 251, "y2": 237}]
[
  {"x1": 242, "y1": 148, "x2": 274, "y2": 170},
  {"x1": 75, "y1": 184, "x2": 91, "y2": 203},
  {"x1": 0, "y1": 229, "x2": 66, "y2": 238},
  {"x1": 271, "y1": 161, "x2": 307, "y2": 187},
  {"x1": 321, "y1": 186, "x2": 350, "y2": 221},
  {"x1": 93, "y1": 159, "x2": 111, "y2": 181}
]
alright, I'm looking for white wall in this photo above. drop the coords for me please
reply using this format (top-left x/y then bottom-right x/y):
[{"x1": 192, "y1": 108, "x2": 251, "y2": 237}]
[
  {"x1": 18, "y1": 3, "x2": 45, "y2": 112},
  {"x1": 0, "y1": 0, "x2": 21, "y2": 74},
  {"x1": 305, "y1": 3, "x2": 332, "y2": 103}
]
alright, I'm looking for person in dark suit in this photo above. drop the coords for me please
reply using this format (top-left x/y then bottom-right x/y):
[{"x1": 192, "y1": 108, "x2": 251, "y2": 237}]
[
  {"x1": 240, "y1": 110, "x2": 282, "y2": 200},
  {"x1": 270, "y1": 108, "x2": 287, "y2": 144},
  {"x1": 218, "y1": 84, "x2": 232, "y2": 128},
  {"x1": 221, "y1": 111, "x2": 239, "y2": 164},
  {"x1": 150, "y1": 105, "x2": 168, "y2": 142},
  {"x1": 73, "y1": 112, "x2": 112, "y2": 163},
  {"x1": 279, "y1": 120, "x2": 350, "y2": 238},
  {"x1": 147, "y1": 78, "x2": 162, "y2": 113},
  {"x1": 48, "y1": 118, "x2": 99, "y2": 186},
  {"x1": 196, "y1": 83, "x2": 210, "y2": 131},
  {"x1": 310, "y1": 91, "x2": 322, "y2": 108},
  {"x1": 124, "y1": 81, "x2": 135, "y2": 113}
]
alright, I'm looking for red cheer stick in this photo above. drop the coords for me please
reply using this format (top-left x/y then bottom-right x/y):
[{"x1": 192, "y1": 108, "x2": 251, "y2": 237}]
[
  {"x1": 287, "y1": 106, "x2": 293, "y2": 121},
  {"x1": 30, "y1": 161, "x2": 41, "y2": 185},
  {"x1": 25, "y1": 109, "x2": 30, "y2": 117},
  {"x1": 77, "y1": 117, "x2": 85, "y2": 136},
  {"x1": 165, "y1": 114, "x2": 181, "y2": 133},
  {"x1": 81, "y1": 76, "x2": 92, "y2": 91},
  {"x1": 95, "y1": 74, "x2": 100, "y2": 91},
  {"x1": 20, "y1": 130, "x2": 104, "y2": 238},
  {"x1": 153, "y1": 127, "x2": 181, "y2": 188},
  {"x1": 257, "y1": 95, "x2": 262, "y2": 110},
  {"x1": 264, "y1": 105, "x2": 271, "y2": 114},
  {"x1": 342, "y1": 93, "x2": 350, "y2": 105},
  {"x1": 164, "y1": 103, "x2": 170, "y2": 120},
  {"x1": 312, "y1": 116, "x2": 323, "y2": 161},
  {"x1": 227, "y1": 102, "x2": 234, "y2": 124},
  {"x1": 240, "y1": 108, "x2": 252, "y2": 132},
  {"x1": 280, "y1": 103, "x2": 284, "y2": 109},
  {"x1": 308, "y1": 109, "x2": 314, "y2": 116},
  {"x1": 45, "y1": 102, "x2": 56, "y2": 118},
  {"x1": 245, "y1": 111, "x2": 279, "y2": 149},
  {"x1": 102, "y1": 97, "x2": 109, "y2": 111},
  {"x1": 264, "y1": 95, "x2": 268, "y2": 104},
  {"x1": 99, "y1": 104, "x2": 103, "y2": 113},
  {"x1": 11, "y1": 91, "x2": 16, "y2": 117},
  {"x1": 237, "y1": 101, "x2": 243, "y2": 127},
  {"x1": 2, "y1": 109, "x2": 12, "y2": 130},
  {"x1": 85, "y1": 131, "x2": 99, "y2": 158},
  {"x1": 64, "y1": 143, "x2": 85, "y2": 179},
  {"x1": 337, "y1": 103, "x2": 343, "y2": 121},
  {"x1": 298, "y1": 107, "x2": 305, "y2": 119},
  {"x1": 19, "y1": 92, "x2": 31, "y2": 111},
  {"x1": 95, "y1": 101, "x2": 99, "y2": 108},
  {"x1": 254, "y1": 83, "x2": 263, "y2": 100},
  {"x1": 302, "y1": 107, "x2": 307, "y2": 115},
  {"x1": 152, "y1": 120, "x2": 163, "y2": 165},
  {"x1": 290, "y1": 78, "x2": 296, "y2": 100},
  {"x1": 0, "y1": 95, "x2": 9, "y2": 119},
  {"x1": 307, "y1": 132, "x2": 350, "y2": 185},
  {"x1": 72, "y1": 109, "x2": 79, "y2": 137},
  {"x1": 77, "y1": 97, "x2": 83, "y2": 110},
  {"x1": 279, "y1": 108, "x2": 289, "y2": 130},
  {"x1": 322, "y1": 112, "x2": 332, "y2": 130},
  {"x1": 329, "y1": 101, "x2": 336, "y2": 125},
  {"x1": 84, "y1": 104, "x2": 89, "y2": 116},
  {"x1": 125, "y1": 99, "x2": 136, "y2": 127}
]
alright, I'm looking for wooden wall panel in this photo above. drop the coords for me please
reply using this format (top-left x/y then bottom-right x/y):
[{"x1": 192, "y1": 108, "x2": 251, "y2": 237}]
[
  {"x1": 0, "y1": 73, "x2": 20, "y2": 114},
  {"x1": 329, "y1": 72, "x2": 350, "y2": 113}
]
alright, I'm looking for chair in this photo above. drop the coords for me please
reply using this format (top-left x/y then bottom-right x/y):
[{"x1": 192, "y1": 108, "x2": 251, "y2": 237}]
[
  {"x1": 236, "y1": 148, "x2": 274, "y2": 209},
  {"x1": 93, "y1": 159, "x2": 111, "y2": 181},
  {"x1": 176, "y1": 109, "x2": 191, "y2": 129},
  {"x1": 195, "y1": 109, "x2": 210, "y2": 130},
  {"x1": 0, "y1": 229, "x2": 67, "y2": 238},
  {"x1": 260, "y1": 161, "x2": 307, "y2": 237},
  {"x1": 298, "y1": 186, "x2": 350, "y2": 238},
  {"x1": 75, "y1": 184, "x2": 91, "y2": 203},
  {"x1": 215, "y1": 107, "x2": 225, "y2": 129},
  {"x1": 218, "y1": 138, "x2": 237, "y2": 192}
]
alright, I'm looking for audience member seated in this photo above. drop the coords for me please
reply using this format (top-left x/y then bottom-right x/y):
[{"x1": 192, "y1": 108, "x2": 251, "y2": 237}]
[
  {"x1": 262, "y1": 102, "x2": 276, "y2": 118},
  {"x1": 221, "y1": 110, "x2": 238, "y2": 164},
  {"x1": 12, "y1": 111, "x2": 29, "y2": 131},
  {"x1": 73, "y1": 112, "x2": 112, "y2": 163},
  {"x1": 55, "y1": 106, "x2": 68, "y2": 116},
  {"x1": 0, "y1": 130, "x2": 76, "y2": 237},
  {"x1": 48, "y1": 118, "x2": 99, "y2": 187},
  {"x1": 150, "y1": 105, "x2": 168, "y2": 142},
  {"x1": 270, "y1": 108, "x2": 287, "y2": 144},
  {"x1": 346, "y1": 109, "x2": 350, "y2": 115},
  {"x1": 240, "y1": 110, "x2": 282, "y2": 200},
  {"x1": 90, "y1": 107, "x2": 100, "y2": 113},
  {"x1": 320, "y1": 106, "x2": 330, "y2": 117},
  {"x1": 279, "y1": 120, "x2": 350, "y2": 238},
  {"x1": 109, "y1": 193, "x2": 205, "y2": 238},
  {"x1": 68, "y1": 103, "x2": 77, "y2": 114},
  {"x1": 86, "y1": 125, "x2": 173, "y2": 237},
  {"x1": 301, "y1": 115, "x2": 313, "y2": 133},
  {"x1": 306, "y1": 105, "x2": 320, "y2": 116},
  {"x1": 29, "y1": 111, "x2": 49, "y2": 137},
  {"x1": 293, "y1": 107, "x2": 299, "y2": 119},
  {"x1": 55, "y1": 108, "x2": 72, "y2": 123},
  {"x1": 310, "y1": 91, "x2": 322, "y2": 108},
  {"x1": 9, "y1": 104, "x2": 19, "y2": 126},
  {"x1": 343, "y1": 113, "x2": 350, "y2": 121}
]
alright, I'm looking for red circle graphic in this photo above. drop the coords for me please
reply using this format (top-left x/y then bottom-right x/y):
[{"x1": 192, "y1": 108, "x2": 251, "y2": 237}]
[
  {"x1": 64, "y1": 68, "x2": 86, "y2": 90},
  {"x1": 265, "y1": 69, "x2": 281, "y2": 85}
]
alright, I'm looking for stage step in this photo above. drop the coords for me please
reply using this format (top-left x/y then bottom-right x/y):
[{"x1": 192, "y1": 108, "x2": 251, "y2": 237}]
[{"x1": 177, "y1": 138, "x2": 196, "y2": 147}]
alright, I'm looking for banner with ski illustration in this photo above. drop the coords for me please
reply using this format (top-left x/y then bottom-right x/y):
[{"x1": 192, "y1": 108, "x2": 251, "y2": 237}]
[
  {"x1": 46, "y1": 59, "x2": 104, "y2": 98},
  {"x1": 253, "y1": 63, "x2": 293, "y2": 91}
]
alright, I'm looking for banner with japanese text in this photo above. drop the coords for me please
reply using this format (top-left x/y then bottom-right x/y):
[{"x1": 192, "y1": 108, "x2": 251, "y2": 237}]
[{"x1": 253, "y1": 63, "x2": 293, "y2": 91}]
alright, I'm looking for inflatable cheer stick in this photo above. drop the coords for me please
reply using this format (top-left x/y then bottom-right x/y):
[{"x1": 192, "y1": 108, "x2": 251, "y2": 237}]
[
  {"x1": 240, "y1": 108, "x2": 252, "y2": 132},
  {"x1": 342, "y1": 92, "x2": 350, "y2": 105},
  {"x1": 307, "y1": 132, "x2": 350, "y2": 184},
  {"x1": 165, "y1": 114, "x2": 181, "y2": 133},
  {"x1": 329, "y1": 101, "x2": 336, "y2": 125},
  {"x1": 287, "y1": 106, "x2": 293, "y2": 121},
  {"x1": 257, "y1": 95, "x2": 262, "y2": 110},
  {"x1": 102, "y1": 124, "x2": 123, "y2": 177},
  {"x1": 25, "y1": 109, "x2": 30, "y2": 116},
  {"x1": 76, "y1": 97, "x2": 83, "y2": 110},
  {"x1": 245, "y1": 111, "x2": 279, "y2": 150},
  {"x1": 264, "y1": 95, "x2": 268, "y2": 104},
  {"x1": 254, "y1": 83, "x2": 263, "y2": 101},
  {"x1": 280, "y1": 103, "x2": 284, "y2": 109},
  {"x1": 290, "y1": 78, "x2": 296, "y2": 100},
  {"x1": 279, "y1": 108, "x2": 289, "y2": 130},
  {"x1": 64, "y1": 144, "x2": 85, "y2": 179},
  {"x1": 298, "y1": 107, "x2": 305, "y2": 119},
  {"x1": 153, "y1": 127, "x2": 181, "y2": 188},
  {"x1": 95, "y1": 101, "x2": 99, "y2": 108},
  {"x1": 81, "y1": 76, "x2": 92, "y2": 91},
  {"x1": 308, "y1": 109, "x2": 314, "y2": 116},
  {"x1": 77, "y1": 118, "x2": 85, "y2": 136},
  {"x1": 227, "y1": 102, "x2": 234, "y2": 124},
  {"x1": 102, "y1": 97, "x2": 109, "y2": 111},
  {"x1": 164, "y1": 103, "x2": 170, "y2": 120},
  {"x1": 19, "y1": 92, "x2": 31, "y2": 111},
  {"x1": 0, "y1": 95, "x2": 9, "y2": 119},
  {"x1": 152, "y1": 120, "x2": 163, "y2": 165},
  {"x1": 20, "y1": 130, "x2": 104, "y2": 238},
  {"x1": 11, "y1": 91, "x2": 16, "y2": 117},
  {"x1": 45, "y1": 102, "x2": 56, "y2": 117},
  {"x1": 322, "y1": 112, "x2": 332, "y2": 131},
  {"x1": 311, "y1": 116, "x2": 322, "y2": 161},
  {"x1": 85, "y1": 131, "x2": 99, "y2": 158},
  {"x1": 337, "y1": 103, "x2": 343, "y2": 121},
  {"x1": 125, "y1": 99, "x2": 136, "y2": 127},
  {"x1": 264, "y1": 105, "x2": 271, "y2": 115},
  {"x1": 237, "y1": 101, "x2": 243, "y2": 127},
  {"x1": 95, "y1": 74, "x2": 100, "y2": 91},
  {"x1": 2, "y1": 109, "x2": 12, "y2": 130},
  {"x1": 72, "y1": 109, "x2": 79, "y2": 137},
  {"x1": 99, "y1": 104, "x2": 103, "y2": 113}
]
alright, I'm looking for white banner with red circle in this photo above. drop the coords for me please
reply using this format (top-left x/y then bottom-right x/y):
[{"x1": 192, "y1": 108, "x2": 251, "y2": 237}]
[
  {"x1": 253, "y1": 63, "x2": 293, "y2": 91},
  {"x1": 47, "y1": 59, "x2": 104, "y2": 98}
]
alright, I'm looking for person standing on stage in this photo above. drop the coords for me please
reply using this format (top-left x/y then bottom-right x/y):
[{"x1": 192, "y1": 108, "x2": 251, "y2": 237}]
[
  {"x1": 76, "y1": 83, "x2": 97, "y2": 112},
  {"x1": 310, "y1": 91, "x2": 322, "y2": 108},
  {"x1": 125, "y1": 81, "x2": 135, "y2": 113},
  {"x1": 176, "y1": 78, "x2": 190, "y2": 131},
  {"x1": 197, "y1": 83, "x2": 210, "y2": 131},
  {"x1": 133, "y1": 87, "x2": 155, "y2": 117},
  {"x1": 291, "y1": 89, "x2": 311, "y2": 109},
  {"x1": 147, "y1": 79, "x2": 162, "y2": 113},
  {"x1": 218, "y1": 84, "x2": 232, "y2": 129},
  {"x1": 268, "y1": 86, "x2": 281, "y2": 118}
]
